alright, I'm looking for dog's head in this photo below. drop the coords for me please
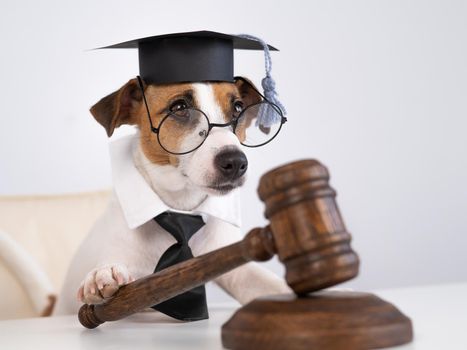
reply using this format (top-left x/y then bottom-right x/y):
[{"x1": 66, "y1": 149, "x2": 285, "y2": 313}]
[{"x1": 90, "y1": 78, "x2": 261, "y2": 198}]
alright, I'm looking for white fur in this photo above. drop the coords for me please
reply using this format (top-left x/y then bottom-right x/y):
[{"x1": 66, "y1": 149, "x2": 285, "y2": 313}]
[
  {"x1": 179, "y1": 83, "x2": 244, "y2": 196},
  {"x1": 192, "y1": 83, "x2": 224, "y2": 123},
  {"x1": 134, "y1": 148, "x2": 207, "y2": 210},
  {"x1": 53, "y1": 82, "x2": 291, "y2": 316}
]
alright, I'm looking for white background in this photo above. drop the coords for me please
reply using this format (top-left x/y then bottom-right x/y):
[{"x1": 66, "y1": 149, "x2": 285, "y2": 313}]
[{"x1": 1, "y1": 0, "x2": 466, "y2": 303}]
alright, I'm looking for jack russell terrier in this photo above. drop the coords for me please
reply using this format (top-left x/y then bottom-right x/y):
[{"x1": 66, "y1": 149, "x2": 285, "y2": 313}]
[{"x1": 53, "y1": 76, "x2": 291, "y2": 316}]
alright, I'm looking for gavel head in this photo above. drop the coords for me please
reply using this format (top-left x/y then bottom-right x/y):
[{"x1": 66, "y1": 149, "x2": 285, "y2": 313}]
[{"x1": 258, "y1": 159, "x2": 359, "y2": 295}]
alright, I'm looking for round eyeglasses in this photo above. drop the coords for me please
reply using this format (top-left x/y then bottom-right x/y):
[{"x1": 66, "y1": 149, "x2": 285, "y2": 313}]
[{"x1": 136, "y1": 76, "x2": 287, "y2": 155}]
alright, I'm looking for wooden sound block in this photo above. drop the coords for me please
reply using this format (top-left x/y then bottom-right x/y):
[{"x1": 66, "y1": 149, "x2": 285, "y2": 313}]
[{"x1": 222, "y1": 291, "x2": 413, "y2": 350}]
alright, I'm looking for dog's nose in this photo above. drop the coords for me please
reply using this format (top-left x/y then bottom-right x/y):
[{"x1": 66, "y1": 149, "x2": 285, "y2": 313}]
[{"x1": 215, "y1": 149, "x2": 248, "y2": 180}]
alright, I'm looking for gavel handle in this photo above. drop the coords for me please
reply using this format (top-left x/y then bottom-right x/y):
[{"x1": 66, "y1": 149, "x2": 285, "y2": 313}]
[{"x1": 78, "y1": 226, "x2": 275, "y2": 329}]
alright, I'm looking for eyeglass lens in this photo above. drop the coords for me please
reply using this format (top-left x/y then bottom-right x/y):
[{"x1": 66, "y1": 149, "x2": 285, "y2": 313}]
[{"x1": 157, "y1": 102, "x2": 283, "y2": 154}]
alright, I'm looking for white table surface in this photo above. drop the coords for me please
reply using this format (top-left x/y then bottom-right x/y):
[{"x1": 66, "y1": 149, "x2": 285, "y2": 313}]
[{"x1": 0, "y1": 283, "x2": 466, "y2": 350}]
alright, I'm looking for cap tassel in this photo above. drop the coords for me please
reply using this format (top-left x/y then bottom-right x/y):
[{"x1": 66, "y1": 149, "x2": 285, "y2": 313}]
[{"x1": 237, "y1": 34, "x2": 286, "y2": 128}]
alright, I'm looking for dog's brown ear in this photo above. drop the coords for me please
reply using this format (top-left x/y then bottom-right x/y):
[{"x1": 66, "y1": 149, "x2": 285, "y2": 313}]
[
  {"x1": 90, "y1": 78, "x2": 143, "y2": 137},
  {"x1": 234, "y1": 77, "x2": 265, "y2": 142},
  {"x1": 234, "y1": 76, "x2": 262, "y2": 107}
]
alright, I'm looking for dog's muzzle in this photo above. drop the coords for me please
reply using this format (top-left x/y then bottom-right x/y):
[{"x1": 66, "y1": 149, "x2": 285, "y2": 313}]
[{"x1": 214, "y1": 148, "x2": 248, "y2": 182}]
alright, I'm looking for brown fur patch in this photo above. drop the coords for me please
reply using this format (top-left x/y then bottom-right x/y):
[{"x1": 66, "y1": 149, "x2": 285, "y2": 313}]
[
  {"x1": 90, "y1": 78, "x2": 142, "y2": 137},
  {"x1": 138, "y1": 83, "x2": 201, "y2": 166},
  {"x1": 139, "y1": 79, "x2": 262, "y2": 162},
  {"x1": 211, "y1": 82, "x2": 242, "y2": 123},
  {"x1": 233, "y1": 78, "x2": 263, "y2": 142},
  {"x1": 92, "y1": 78, "x2": 262, "y2": 166},
  {"x1": 139, "y1": 82, "x2": 238, "y2": 165},
  {"x1": 235, "y1": 77, "x2": 262, "y2": 107}
]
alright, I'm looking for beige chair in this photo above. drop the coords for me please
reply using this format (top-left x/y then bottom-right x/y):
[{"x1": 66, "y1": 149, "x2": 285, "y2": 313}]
[{"x1": 0, "y1": 191, "x2": 110, "y2": 320}]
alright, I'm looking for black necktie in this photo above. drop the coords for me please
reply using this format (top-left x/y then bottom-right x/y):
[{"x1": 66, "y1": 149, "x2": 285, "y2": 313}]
[{"x1": 151, "y1": 211, "x2": 209, "y2": 321}]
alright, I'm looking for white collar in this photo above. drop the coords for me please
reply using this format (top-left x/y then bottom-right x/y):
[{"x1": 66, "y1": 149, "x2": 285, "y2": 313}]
[{"x1": 109, "y1": 134, "x2": 241, "y2": 229}]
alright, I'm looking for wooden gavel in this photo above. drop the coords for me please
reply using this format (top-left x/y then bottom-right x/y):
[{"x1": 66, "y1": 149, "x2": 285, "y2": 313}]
[{"x1": 79, "y1": 159, "x2": 359, "y2": 329}]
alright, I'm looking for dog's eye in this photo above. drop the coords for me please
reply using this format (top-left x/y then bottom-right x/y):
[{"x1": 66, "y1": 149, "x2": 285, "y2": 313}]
[
  {"x1": 170, "y1": 100, "x2": 188, "y2": 112},
  {"x1": 233, "y1": 101, "x2": 244, "y2": 114}
]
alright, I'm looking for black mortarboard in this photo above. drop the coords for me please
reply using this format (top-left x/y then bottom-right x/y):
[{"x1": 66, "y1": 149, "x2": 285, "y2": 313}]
[{"x1": 98, "y1": 30, "x2": 278, "y2": 84}]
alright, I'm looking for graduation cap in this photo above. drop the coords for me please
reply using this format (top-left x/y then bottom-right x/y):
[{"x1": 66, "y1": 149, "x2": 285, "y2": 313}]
[{"x1": 97, "y1": 30, "x2": 286, "y2": 121}]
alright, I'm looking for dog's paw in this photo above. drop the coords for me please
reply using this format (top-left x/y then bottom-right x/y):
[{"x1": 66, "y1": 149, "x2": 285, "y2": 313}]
[{"x1": 77, "y1": 264, "x2": 135, "y2": 304}]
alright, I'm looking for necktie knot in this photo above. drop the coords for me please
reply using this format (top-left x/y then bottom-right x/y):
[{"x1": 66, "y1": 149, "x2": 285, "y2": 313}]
[{"x1": 154, "y1": 211, "x2": 205, "y2": 244}]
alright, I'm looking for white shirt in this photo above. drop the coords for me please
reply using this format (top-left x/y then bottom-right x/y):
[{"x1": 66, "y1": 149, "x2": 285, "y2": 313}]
[
  {"x1": 54, "y1": 134, "x2": 289, "y2": 315},
  {"x1": 109, "y1": 134, "x2": 242, "y2": 230}
]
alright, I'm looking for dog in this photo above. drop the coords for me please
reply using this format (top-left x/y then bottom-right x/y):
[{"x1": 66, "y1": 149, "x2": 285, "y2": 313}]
[{"x1": 53, "y1": 77, "x2": 290, "y2": 315}]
